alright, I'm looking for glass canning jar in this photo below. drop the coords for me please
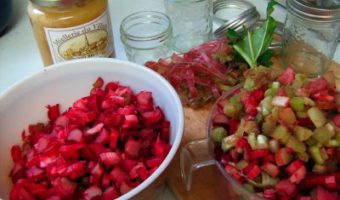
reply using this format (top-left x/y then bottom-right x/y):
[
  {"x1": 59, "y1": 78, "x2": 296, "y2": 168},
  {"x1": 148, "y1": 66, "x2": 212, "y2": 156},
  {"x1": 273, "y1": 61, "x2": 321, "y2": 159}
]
[
  {"x1": 28, "y1": 0, "x2": 115, "y2": 66},
  {"x1": 281, "y1": 0, "x2": 340, "y2": 77},
  {"x1": 120, "y1": 11, "x2": 173, "y2": 65}
]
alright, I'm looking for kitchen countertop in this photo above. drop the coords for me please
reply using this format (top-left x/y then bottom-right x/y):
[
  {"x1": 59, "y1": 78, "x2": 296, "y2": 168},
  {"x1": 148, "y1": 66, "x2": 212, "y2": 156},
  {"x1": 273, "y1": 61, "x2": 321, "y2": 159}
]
[{"x1": 0, "y1": 0, "x2": 339, "y2": 199}]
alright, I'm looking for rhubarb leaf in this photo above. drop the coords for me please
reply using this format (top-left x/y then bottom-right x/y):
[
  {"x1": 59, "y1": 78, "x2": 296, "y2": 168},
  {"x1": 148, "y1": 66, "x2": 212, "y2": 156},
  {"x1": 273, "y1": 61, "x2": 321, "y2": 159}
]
[{"x1": 232, "y1": 1, "x2": 277, "y2": 68}]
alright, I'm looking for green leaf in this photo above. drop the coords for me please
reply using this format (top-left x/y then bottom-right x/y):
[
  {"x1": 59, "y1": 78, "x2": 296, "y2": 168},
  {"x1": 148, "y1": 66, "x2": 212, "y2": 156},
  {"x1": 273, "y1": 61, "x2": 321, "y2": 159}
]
[
  {"x1": 258, "y1": 50, "x2": 274, "y2": 67},
  {"x1": 267, "y1": 0, "x2": 278, "y2": 16},
  {"x1": 232, "y1": 7, "x2": 277, "y2": 68},
  {"x1": 227, "y1": 29, "x2": 241, "y2": 42}
]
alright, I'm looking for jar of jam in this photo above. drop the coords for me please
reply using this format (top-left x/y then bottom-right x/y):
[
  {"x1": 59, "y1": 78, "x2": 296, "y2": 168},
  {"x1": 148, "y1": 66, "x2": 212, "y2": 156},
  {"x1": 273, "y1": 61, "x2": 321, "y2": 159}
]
[{"x1": 28, "y1": 0, "x2": 115, "y2": 66}]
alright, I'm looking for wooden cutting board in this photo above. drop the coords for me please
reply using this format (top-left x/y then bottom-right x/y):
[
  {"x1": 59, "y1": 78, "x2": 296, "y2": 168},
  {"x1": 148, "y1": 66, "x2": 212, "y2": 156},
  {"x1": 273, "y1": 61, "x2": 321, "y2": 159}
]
[{"x1": 166, "y1": 58, "x2": 340, "y2": 200}]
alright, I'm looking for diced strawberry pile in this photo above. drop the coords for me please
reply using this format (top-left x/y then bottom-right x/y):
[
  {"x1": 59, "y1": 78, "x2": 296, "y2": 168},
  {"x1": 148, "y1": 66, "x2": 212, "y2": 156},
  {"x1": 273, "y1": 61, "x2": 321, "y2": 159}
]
[
  {"x1": 9, "y1": 77, "x2": 172, "y2": 200},
  {"x1": 211, "y1": 68, "x2": 340, "y2": 199}
]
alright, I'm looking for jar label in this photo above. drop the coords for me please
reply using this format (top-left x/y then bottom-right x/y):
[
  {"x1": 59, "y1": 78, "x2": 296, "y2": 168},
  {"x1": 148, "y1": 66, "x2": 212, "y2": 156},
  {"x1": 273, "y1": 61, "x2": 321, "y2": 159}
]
[{"x1": 44, "y1": 9, "x2": 114, "y2": 63}]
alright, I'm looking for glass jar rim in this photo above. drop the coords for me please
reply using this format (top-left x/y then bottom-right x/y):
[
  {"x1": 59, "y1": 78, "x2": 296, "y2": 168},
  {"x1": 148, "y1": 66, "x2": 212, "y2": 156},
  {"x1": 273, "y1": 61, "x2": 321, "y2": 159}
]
[
  {"x1": 30, "y1": 0, "x2": 77, "y2": 6},
  {"x1": 287, "y1": 0, "x2": 340, "y2": 22},
  {"x1": 120, "y1": 11, "x2": 172, "y2": 42}
]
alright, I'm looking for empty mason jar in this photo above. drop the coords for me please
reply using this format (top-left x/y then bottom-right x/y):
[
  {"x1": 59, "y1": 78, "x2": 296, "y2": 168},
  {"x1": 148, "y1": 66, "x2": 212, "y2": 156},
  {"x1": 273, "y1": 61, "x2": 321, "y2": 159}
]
[
  {"x1": 164, "y1": 0, "x2": 213, "y2": 53},
  {"x1": 281, "y1": 0, "x2": 340, "y2": 77},
  {"x1": 120, "y1": 11, "x2": 173, "y2": 65}
]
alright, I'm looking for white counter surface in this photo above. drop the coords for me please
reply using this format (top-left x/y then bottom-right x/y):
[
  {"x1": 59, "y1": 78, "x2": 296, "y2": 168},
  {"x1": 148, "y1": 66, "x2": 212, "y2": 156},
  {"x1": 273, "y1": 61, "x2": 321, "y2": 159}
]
[{"x1": 0, "y1": 0, "x2": 339, "y2": 199}]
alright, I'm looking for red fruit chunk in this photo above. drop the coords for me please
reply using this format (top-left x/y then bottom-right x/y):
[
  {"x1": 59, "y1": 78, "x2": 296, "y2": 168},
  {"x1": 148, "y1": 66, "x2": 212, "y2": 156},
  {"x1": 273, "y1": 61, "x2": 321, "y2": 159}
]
[
  {"x1": 83, "y1": 186, "x2": 102, "y2": 200},
  {"x1": 122, "y1": 114, "x2": 139, "y2": 129},
  {"x1": 303, "y1": 77, "x2": 329, "y2": 94},
  {"x1": 85, "y1": 123, "x2": 104, "y2": 136},
  {"x1": 250, "y1": 149, "x2": 270, "y2": 160},
  {"x1": 263, "y1": 189, "x2": 276, "y2": 200},
  {"x1": 99, "y1": 152, "x2": 121, "y2": 167},
  {"x1": 67, "y1": 129, "x2": 83, "y2": 142},
  {"x1": 333, "y1": 114, "x2": 340, "y2": 128},
  {"x1": 276, "y1": 179, "x2": 297, "y2": 196},
  {"x1": 10, "y1": 187, "x2": 35, "y2": 200},
  {"x1": 109, "y1": 129, "x2": 119, "y2": 150},
  {"x1": 59, "y1": 143, "x2": 85, "y2": 160},
  {"x1": 225, "y1": 164, "x2": 242, "y2": 182},
  {"x1": 146, "y1": 158, "x2": 162, "y2": 168},
  {"x1": 152, "y1": 136, "x2": 171, "y2": 159},
  {"x1": 110, "y1": 167, "x2": 129, "y2": 188},
  {"x1": 262, "y1": 162, "x2": 279, "y2": 178},
  {"x1": 47, "y1": 104, "x2": 60, "y2": 122},
  {"x1": 324, "y1": 175, "x2": 337, "y2": 190},
  {"x1": 90, "y1": 163, "x2": 103, "y2": 185},
  {"x1": 92, "y1": 77, "x2": 104, "y2": 88},
  {"x1": 289, "y1": 165, "x2": 306, "y2": 184},
  {"x1": 244, "y1": 163, "x2": 261, "y2": 180},
  {"x1": 66, "y1": 161, "x2": 87, "y2": 180},
  {"x1": 11, "y1": 145, "x2": 22, "y2": 162},
  {"x1": 275, "y1": 148, "x2": 292, "y2": 166},
  {"x1": 102, "y1": 186, "x2": 119, "y2": 200},
  {"x1": 136, "y1": 91, "x2": 153, "y2": 111},
  {"x1": 94, "y1": 128, "x2": 109, "y2": 145},
  {"x1": 120, "y1": 182, "x2": 133, "y2": 195},
  {"x1": 125, "y1": 139, "x2": 141, "y2": 158},
  {"x1": 229, "y1": 118, "x2": 239, "y2": 134},
  {"x1": 212, "y1": 112, "x2": 229, "y2": 126},
  {"x1": 278, "y1": 67, "x2": 295, "y2": 85},
  {"x1": 286, "y1": 160, "x2": 304, "y2": 175},
  {"x1": 52, "y1": 177, "x2": 77, "y2": 197},
  {"x1": 314, "y1": 186, "x2": 339, "y2": 200},
  {"x1": 142, "y1": 107, "x2": 163, "y2": 125}
]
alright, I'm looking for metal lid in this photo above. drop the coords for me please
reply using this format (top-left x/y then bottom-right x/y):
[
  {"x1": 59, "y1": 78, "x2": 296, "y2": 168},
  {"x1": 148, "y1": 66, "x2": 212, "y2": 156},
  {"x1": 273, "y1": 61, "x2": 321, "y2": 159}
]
[
  {"x1": 213, "y1": 0, "x2": 260, "y2": 38},
  {"x1": 287, "y1": 0, "x2": 340, "y2": 21}
]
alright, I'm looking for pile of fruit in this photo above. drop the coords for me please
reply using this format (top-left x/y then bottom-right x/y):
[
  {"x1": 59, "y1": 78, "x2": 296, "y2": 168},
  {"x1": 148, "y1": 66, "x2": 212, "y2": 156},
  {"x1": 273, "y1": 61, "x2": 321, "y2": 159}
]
[
  {"x1": 211, "y1": 67, "x2": 340, "y2": 199},
  {"x1": 9, "y1": 77, "x2": 171, "y2": 200}
]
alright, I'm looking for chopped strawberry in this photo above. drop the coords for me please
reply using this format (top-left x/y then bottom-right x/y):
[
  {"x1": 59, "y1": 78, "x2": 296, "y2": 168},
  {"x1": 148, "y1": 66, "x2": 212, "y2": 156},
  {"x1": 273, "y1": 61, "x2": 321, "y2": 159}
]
[{"x1": 278, "y1": 67, "x2": 295, "y2": 86}]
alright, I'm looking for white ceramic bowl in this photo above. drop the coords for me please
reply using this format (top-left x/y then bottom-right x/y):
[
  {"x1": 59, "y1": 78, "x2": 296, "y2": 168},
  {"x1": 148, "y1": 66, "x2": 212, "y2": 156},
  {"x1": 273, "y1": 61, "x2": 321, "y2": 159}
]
[{"x1": 0, "y1": 58, "x2": 184, "y2": 200}]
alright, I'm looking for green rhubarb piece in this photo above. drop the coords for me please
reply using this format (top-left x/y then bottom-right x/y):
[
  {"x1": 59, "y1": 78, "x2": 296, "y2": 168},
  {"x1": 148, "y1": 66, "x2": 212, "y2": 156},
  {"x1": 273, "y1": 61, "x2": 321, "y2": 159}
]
[
  {"x1": 292, "y1": 73, "x2": 307, "y2": 89},
  {"x1": 236, "y1": 119, "x2": 246, "y2": 137},
  {"x1": 284, "y1": 86, "x2": 295, "y2": 98},
  {"x1": 211, "y1": 127, "x2": 228, "y2": 143},
  {"x1": 313, "y1": 125, "x2": 334, "y2": 145},
  {"x1": 286, "y1": 136, "x2": 306, "y2": 153},
  {"x1": 303, "y1": 97, "x2": 316, "y2": 107},
  {"x1": 297, "y1": 152, "x2": 309, "y2": 162},
  {"x1": 262, "y1": 115, "x2": 277, "y2": 136},
  {"x1": 244, "y1": 121, "x2": 260, "y2": 134},
  {"x1": 312, "y1": 164, "x2": 326, "y2": 174},
  {"x1": 221, "y1": 134, "x2": 239, "y2": 152},
  {"x1": 261, "y1": 172, "x2": 278, "y2": 187},
  {"x1": 279, "y1": 107, "x2": 297, "y2": 127},
  {"x1": 328, "y1": 139, "x2": 340, "y2": 147},
  {"x1": 272, "y1": 125, "x2": 290, "y2": 144},
  {"x1": 296, "y1": 111, "x2": 308, "y2": 118},
  {"x1": 256, "y1": 113, "x2": 264, "y2": 124},
  {"x1": 290, "y1": 97, "x2": 305, "y2": 112},
  {"x1": 269, "y1": 139, "x2": 279, "y2": 153},
  {"x1": 260, "y1": 96, "x2": 273, "y2": 116},
  {"x1": 271, "y1": 106, "x2": 280, "y2": 121},
  {"x1": 257, "y1": 135, "x2": 269, "y2": 149},
  {"x1": 294, "y1": 126, "x2": 313, "y2": 141},
  {"x1": 307, "y1": 107, "x2": 327, "y2": 128},
  {"x1": 223, "y1": 102, "x2": 238, "y2": 118},
  {"x1": 243, "y1": 183, "x2": 255, "y2": 192},
  {"x1": 218, "y1": 84, "x2": 232, "y2": 92},
  {"x1": 265, "y1": 81, "x2": 280, "y2": 97},
  {"x1": 306, "y1": 137, "x2": 318, "y2": 146},
  {"x1": 236, "y1": 160, "x2": 249, "y2": 170},
  {"x1": 248, "y1": 132, "x2": 257, "y2": 149},
  {"x1": 308, "y1": 146, "x2": 324, "y2": 165},
  {"x1": 320, "y1": 148, "x2": 329, "y2": 161},
  {"x1": 244, "y1": 78, "x2": 256, "y2": 90}
]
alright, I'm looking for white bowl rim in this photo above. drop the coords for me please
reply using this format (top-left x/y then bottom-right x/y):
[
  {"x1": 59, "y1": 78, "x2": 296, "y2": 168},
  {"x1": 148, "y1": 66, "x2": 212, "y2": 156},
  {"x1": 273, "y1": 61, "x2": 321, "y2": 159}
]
[{"x1": 0, "y1": 58, "x2": 184, "y2": 200}]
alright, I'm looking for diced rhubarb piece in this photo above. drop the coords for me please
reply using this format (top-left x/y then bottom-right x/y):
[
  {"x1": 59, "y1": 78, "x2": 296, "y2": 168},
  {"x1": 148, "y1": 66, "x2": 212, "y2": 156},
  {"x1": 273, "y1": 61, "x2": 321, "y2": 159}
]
[
  {"x1": 110, "y1": 167, "x2": 129, "y2": 188},
  {"x1": 275, "y1": 148, "x2": 292, "y2": 166},
  {"x1": 122, "y1": 114, "x2": 139, "y2": 129},
  {"x1": 83, "y1": 186, "x2": 102, "y2": 200},
  {"x1": 262, "y1": 162, "x2": 279, "y2": 178},
  {"x1": 313, "y1": 186, "x2": 339, "y2": 200},
  {"x1": 94, "y1": 128, "x2": 110, "y2": 144},
  {"x1": 225, "y1": 164, "x2": 242, "y2": 181},
  {"x1": 307, "y1": 107, "x2": 327, "y2": 128},
  {"x1": 313, "y1": 124, "x2": 335, "y2": 145},
  {"x1": 66, "y1": 161, "x2": 87, "y2": 180},
  {"x1": 263, "y1": 189, "x2": 277, "y2": 200},
  {"x1": 286, "y1": 136, "x2": 306, "y2": 153},
  {"x1": 290, "y1": 97, "x2": 305, "y2": 112},
  {"x1": 55, "y1": 115, "x2": 69, "y2": 127},
  {"x1": 289, "y1": 165, "x2": 306, "y2": 184},
  {"x1": 244, "y1": 163, "x2": 261, "y2": 180},
  {"x1": 286, "y1": 160, "x2": 304, "y2": 175},
  {"x1": 52, "y1": 177, "x2": 77, "y2": 197},
  {"x1": 59, "y1": 143, "x2": 85, "y2": 160},
  {"x1": 26, "y1": 166, "x2": 45, "y2": 180},
  {"x1": 10, "y1": 187, "x2": 35, "y2": 200},
  {"x1": 212, "y1": 112, "x2": 229, "y2": 126},
  {"x1": 324, "y1": 175, "x2": 337, "y2": 190},
  {"x1": 92, "y1": 77, "x2": 104, "y2": 88},
  {"x1": 120, "y1": 182, "x2": 133, "y2": 195},
  {"x1": 278, "y1": 67, "x2": 295, "y2": 86},
  {"x1": 211, "y1": 127, "x2": 228, "y2": 143},
  {"x1": 102, "y1": 186, "x2": 119, "y2": 200},
  {"x1": 141, "y1": 107, "x2": 163, "y2": 125},
  {"x1": 109, "y1": 129, "x2": 119, "y2": 150},
  {"x1": 146, "y1": 158, "x2": 162, "y2": 168},
  {"x1": 276, "y1": 179, "x2": 296, "y2": 196},
  {"x1": 294, "y1": 126, "x2": 313, "y2": 142},
  {"x1": 272, "y1": 125, "x2": 290, "y2": 144},
  {"x1": 90, "y1": 163, "x2": 103, "y2": 185},
  {"x1": 333, "y1": 114, "x2": 340, "y2": 128},
  {"x1": 279, "y1": 107, "x2": 297, "y2": 127},
  {"x1": 221, "y1": 134, "x2": 239, "y2": 152},
  {"x1": 272, "y1": 96, "x2": 290, "y2": 107},
  {"x1": 250, "y1": 149, "x2": 270, "y2": 160},
  {"x1": 125, "y1": 139, "x2": 142, "y2": 158}
]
